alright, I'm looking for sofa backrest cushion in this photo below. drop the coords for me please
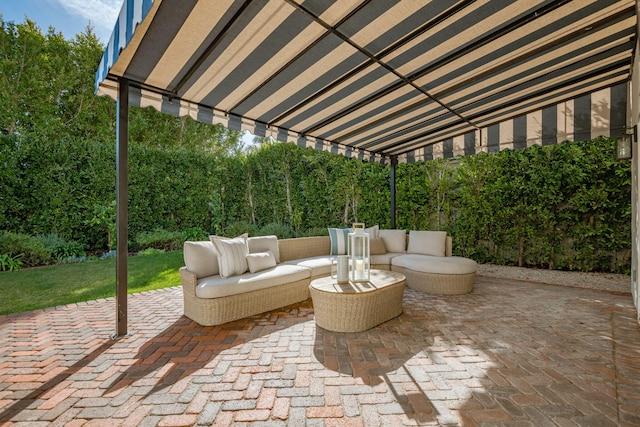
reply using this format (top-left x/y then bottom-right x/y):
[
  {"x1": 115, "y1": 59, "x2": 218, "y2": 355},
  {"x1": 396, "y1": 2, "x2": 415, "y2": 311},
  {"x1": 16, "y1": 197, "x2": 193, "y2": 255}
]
[
  {"x1": 328, "y1": 225, "x2": 379, "y2": 255},
  {"x1": 407, "y1": 230, "x2": 447, "y2": 257},
  {"x1": 365, "y1": 224, "x2": 379, "y2": 238},
  {"x1": 379, "y1": 229, "x2": 407, "y2": 253},
  {"x1": 328, "y1": 228, "x2": 350, "y2": 255},
  {"x1": 247, "y1": 235, "x2": 281, "y2": 263},
  {"x1": 183, "y1": 241, "x2": 219, "y2": 278},
  {"x1": 370, "y1": 237, "x2": 387, "y2": 255}
]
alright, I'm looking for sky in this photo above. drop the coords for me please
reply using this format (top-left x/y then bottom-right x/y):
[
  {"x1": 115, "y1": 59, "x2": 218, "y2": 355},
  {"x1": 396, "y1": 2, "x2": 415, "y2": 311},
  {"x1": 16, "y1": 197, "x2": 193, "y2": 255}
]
[
  {"x1": 0, "y1": 0, "x2": 121, "y2": 43},
  {"x1": 0, "y1": 0, "x2": 257, "y2": 146}
]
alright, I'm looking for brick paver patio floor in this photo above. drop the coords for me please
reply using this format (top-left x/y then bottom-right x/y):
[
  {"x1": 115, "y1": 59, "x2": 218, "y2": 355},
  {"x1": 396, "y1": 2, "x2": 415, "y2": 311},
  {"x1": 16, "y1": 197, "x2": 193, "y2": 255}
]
[{"x1": 1, "y1": 276, "x2": 639, "y2": 426}]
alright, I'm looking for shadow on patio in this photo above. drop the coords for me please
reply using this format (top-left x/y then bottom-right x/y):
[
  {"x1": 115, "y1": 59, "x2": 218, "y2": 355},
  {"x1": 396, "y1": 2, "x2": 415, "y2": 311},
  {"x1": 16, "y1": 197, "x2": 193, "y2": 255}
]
[{"x1": 1, "y1": 276, "x2": 639, "y2": 426}]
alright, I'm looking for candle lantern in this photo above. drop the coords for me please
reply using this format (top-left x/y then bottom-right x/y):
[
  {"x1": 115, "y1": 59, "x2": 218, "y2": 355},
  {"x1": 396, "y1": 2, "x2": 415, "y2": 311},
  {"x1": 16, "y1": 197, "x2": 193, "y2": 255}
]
[
  {"x1": 616, "y1": 133, "x2": 633, "y2": 160},
  {"x1": 348, "y1": 223, "x2": 370, "y2": 282}
]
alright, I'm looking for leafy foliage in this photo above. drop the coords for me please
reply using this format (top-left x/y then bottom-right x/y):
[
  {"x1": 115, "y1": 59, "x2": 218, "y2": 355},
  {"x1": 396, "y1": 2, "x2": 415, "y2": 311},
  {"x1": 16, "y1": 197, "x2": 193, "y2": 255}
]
[
  {"x1": 449, "y1": 138, "x2": 631, "y2": 272},
  {"x1": 257, "y1": 222, "x2": 295, "y2": 239},
  {"x1": 135, "y1": 229, "x2": 183, "y2": 251},
  {"x1": 224, "y1": 221, "x2": 259, "y2": 238},
  {"x1": 138, "y1": 248, "x2": 166, "y2": 256},
  {"x1": 182, "y1": 227, "x2": 209, "y2": 242},
  {"x1": 84, "y1": 201, "x2": 116, "y2": 251},
  {"x1": 0, "y1": 253, "x2": 23, "y2": 272},
  {"x1": 0, "y1": 231, "x2": 52, "y2": 267},
  {"x1": 36, "y1": 234, "x2": 86, "y2": 260}
]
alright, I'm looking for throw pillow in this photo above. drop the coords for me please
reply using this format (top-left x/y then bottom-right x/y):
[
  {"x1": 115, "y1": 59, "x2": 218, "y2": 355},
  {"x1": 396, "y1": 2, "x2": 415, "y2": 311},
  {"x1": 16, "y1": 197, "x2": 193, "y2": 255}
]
[
  {"x1": 183, "y1": 241, "x2": 219, "y2": 278},
  {"x1": 369, "y1": 237, "x2": 387, "y2": 255},
  {"x1": 365, "y1": 224, "x2": 379, "y2": 238},
  {"x1": 210, "y1": 235, "x2": 249, "y2": 278},
  {"x1": 247, "y1": 235, "x2": 280, "y2": 263},
  {"x1": 328, "y1": 228, "x2": 350, "y2": 255},
  {"x1": 246, "y1": 250, "x2": 277, "y2": 273},
  {"x1": 378, "y1": 229, "x2": 407, "y2": 253},
  {"x1": 407, "y1": 230, "x2": 447, "y2": 257}
]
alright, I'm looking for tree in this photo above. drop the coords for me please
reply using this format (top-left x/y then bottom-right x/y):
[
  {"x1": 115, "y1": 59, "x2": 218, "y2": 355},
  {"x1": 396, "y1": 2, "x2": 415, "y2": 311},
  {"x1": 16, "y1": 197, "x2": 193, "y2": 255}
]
[{"x1": 0, "y1": 19, "x2": 113, "y2": 140}]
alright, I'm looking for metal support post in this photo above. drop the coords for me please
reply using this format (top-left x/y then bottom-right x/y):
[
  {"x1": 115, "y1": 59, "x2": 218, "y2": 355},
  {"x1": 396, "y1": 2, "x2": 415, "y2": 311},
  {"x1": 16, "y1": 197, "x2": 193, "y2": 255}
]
[
  {"x1": 390, "y1": 155, "x2": 397, "y2": 229},
  {"x1": 114, "y1": 78, "x2": 129, "y2": 338}
]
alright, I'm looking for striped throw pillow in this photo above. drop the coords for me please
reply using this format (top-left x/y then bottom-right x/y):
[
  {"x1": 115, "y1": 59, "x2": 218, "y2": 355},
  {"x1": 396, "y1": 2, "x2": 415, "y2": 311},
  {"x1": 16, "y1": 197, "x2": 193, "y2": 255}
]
[
  {"x1": 210, "y1": 235, "x2": 249, "y2": 278},
  {"x1": 328, "y1": 228, "x2": 350, "y2": 255}
]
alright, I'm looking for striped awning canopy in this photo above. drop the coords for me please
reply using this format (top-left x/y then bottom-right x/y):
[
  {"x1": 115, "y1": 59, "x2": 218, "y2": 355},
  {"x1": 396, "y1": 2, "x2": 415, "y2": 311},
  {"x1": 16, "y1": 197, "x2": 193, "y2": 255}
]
[{"x1": 95, "y1": 0, "x2": 636, "y2": 163}]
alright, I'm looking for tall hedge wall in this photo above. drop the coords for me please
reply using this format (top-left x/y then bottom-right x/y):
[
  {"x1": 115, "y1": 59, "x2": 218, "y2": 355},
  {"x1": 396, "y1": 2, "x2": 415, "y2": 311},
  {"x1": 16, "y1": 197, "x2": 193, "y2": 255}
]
[{"x1": 0, "y1": 134, "x2": 631, "y2": 273}]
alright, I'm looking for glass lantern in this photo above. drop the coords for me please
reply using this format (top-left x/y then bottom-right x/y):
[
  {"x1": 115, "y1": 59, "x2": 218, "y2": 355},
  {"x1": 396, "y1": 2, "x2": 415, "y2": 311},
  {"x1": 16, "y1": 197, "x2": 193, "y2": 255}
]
[
  {"x1": 616, "y1": 134, "x2": 633, "y2": 160},
  {"x1": 348, "y1": 223, "x2": 370, "y2": 282}
]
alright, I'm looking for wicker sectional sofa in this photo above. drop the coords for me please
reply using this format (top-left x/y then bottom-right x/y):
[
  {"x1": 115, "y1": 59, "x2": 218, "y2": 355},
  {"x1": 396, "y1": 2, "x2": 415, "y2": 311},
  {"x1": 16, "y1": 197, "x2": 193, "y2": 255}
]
[
  {"x1": 180, "y1": 236, "x2": 330, "y2": 326},
  {"x1": 179, "y1": 231, "x2": 477, "y2": 326}
]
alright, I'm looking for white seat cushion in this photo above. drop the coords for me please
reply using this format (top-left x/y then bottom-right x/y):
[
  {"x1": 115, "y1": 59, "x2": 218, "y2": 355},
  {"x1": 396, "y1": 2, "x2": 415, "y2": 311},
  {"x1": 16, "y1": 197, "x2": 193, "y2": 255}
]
[
  {"x1": 284, "y1": 256, "x2": 333, "y2": 277},
  {"x1": 196, "y1": 264, "x2": 311, "y2": 299},
  {"x1": 370, "y1": 252, "x2": 404, "y2": 266},
  {"x1": 392, "y1": 254, "x2": 477, "y2": 275}
]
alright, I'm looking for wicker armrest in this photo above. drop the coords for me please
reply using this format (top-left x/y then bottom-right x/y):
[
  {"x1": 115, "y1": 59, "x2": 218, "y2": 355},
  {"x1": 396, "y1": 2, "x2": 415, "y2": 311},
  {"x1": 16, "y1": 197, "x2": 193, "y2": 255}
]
[{"x1": 179, "y1": 267, "x2": 198, "y2": 295}]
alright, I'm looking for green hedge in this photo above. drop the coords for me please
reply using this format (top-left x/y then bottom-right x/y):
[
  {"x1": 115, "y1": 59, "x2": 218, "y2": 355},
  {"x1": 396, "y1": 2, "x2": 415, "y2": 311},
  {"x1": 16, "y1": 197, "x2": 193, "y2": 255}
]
[
  {"x1": 134, "y1": 229, "x2": 183, "y2": 251},
  {"x1": 0, "y1": 136, "x2": 631, "y2": 273},
  {"x1": 0, "y1": 231, "x2": 52, "y2": 268},
  {"x1": 445, "y1": 138, "x2": 629, "y2": 272}
]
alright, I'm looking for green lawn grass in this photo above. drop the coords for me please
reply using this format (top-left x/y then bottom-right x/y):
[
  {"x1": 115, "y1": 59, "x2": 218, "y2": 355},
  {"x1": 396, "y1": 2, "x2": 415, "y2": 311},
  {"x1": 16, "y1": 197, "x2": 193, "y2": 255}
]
[{"x1": 0, "y1": 251, "x2": 184, "y2": 315}]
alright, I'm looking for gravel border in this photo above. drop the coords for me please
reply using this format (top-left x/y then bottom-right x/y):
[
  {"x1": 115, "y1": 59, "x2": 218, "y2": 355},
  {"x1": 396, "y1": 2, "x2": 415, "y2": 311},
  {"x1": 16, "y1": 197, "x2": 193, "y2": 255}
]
[{"x1": 477, "y1": 264, "x2": 631, "y2": 294}]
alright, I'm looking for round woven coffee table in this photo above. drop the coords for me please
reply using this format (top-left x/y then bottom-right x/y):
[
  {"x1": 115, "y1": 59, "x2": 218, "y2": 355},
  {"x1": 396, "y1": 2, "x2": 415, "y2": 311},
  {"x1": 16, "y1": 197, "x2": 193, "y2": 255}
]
[{"x1": 309, "y1": 270, "x2": 406, "y2": 333}]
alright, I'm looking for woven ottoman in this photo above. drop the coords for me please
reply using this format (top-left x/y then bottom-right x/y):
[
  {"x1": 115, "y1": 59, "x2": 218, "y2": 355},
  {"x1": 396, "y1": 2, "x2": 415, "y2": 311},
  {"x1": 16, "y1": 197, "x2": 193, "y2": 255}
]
[
  {"x1": 309, "y1": 270, "x2": 406, "y2": 332},
  {"x1": 391, "y1": 254, "x2": 477, "y2": 295}
]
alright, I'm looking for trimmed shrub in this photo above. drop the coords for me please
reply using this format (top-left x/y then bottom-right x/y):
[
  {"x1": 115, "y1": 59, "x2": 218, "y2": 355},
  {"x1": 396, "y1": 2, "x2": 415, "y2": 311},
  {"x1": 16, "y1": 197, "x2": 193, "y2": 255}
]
[
  {"x1": 36, "y1": 234, "x2": 86, "y2": 261},
  {"x1": 182, "y1": 227, "x2": 209, "y2": 242},
  {"x1": 224, "y1": 221, "x2": 258, "y2": 237},
  {"x1": 296, "y1": 227, "x2": 329, "y2": 237},
  {"x1": 135, "y1": 229, "x2": 183, "y2": 251},
  {"x1": 0, "y1": 231, "x2": 52, "y2": 267},
  {"x1": 138, "y1": 248, "x2": 165, "y2": 256},
  {"x1": 258, "y1": 223, "x2": 295, "y2": 239},
  {"x1": 51, "y1": 242, "x2": 86, "y2": 260}
]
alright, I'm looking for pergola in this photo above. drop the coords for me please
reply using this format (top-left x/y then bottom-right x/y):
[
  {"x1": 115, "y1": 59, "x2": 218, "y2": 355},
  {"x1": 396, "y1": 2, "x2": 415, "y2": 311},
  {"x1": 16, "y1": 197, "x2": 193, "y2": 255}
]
[{"x1": 95, "y1": 0, "x2": 639, "y2": 336}]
